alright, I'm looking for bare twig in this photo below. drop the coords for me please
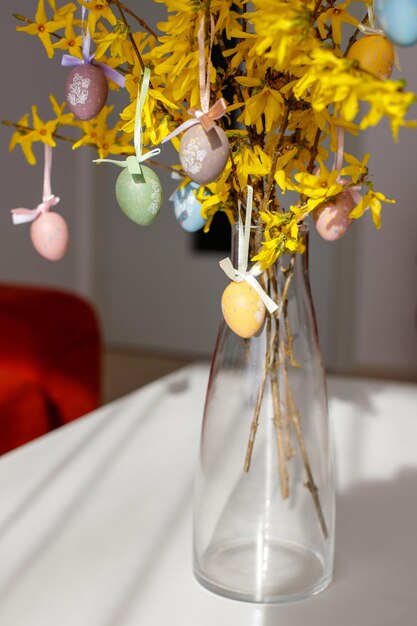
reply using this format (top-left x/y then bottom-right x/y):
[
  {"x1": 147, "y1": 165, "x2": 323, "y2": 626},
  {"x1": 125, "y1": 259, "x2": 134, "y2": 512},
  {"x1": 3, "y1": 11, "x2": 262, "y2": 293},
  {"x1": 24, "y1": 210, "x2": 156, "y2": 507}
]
[
  {"x1": 1, "y1": 120, "x2": 74, "y2": 143},
  {"x1": 312, "y1": 0, "x2": 325, "y2": 19},
  {"x1": 260, "y1": 104, "x2": 291, "y2": 212},
  {"x1": 244, "y1": 366, "x2": 267, "y2": 473},
  {"x1": 243, "y1": 271, "x2": 271, "y2": 473},
  {"x1": 114, "y1": 0, "x2": 145, "y2": 71},
  {"x1": 344, "y1": 13, "x2": 369, "y2": 57},
  {"x1": 283, "y1": 363, "x2": 329, "y2": 540},
  {"x1": 148, "y1": 159, "x2": 184, "y2": 174},
  {"x1": 307, "y1": 128, "x2": 322, "y2": 174},
  {"x1": 108, "y1": 1, "x2": 159, "y2": 40},
  {"x1": 268, "y1": 266, "x2": 290, "y2": 499}
]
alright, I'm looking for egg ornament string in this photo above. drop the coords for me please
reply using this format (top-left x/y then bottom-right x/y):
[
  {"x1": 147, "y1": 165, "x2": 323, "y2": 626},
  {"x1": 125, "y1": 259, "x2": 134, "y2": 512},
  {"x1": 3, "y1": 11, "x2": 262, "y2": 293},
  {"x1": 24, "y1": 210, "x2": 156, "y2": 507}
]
[
  {"x1": 61, "y1": 7, "x2": 125, "y2": 120},
  {"x1": 219, "y1": 186, "x2": 278, "y2": 339},
  {"x1": 161, "y1": 14, "x2": 229, "y2": 185},
  {"x1": 94, "y1": 66, "x2": 163, "y2": 226},
  {"x1": 11, "y1": 144, "x2": 68, "y2": 261},
  {"x1": 375, "y1": 0, "x2": 417, "y2": 47}
]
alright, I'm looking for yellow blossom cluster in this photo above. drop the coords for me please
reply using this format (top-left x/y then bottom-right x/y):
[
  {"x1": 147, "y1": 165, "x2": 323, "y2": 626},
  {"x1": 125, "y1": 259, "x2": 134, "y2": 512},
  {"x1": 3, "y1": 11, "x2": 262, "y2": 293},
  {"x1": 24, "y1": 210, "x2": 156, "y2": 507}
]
[{"x1": 6, "y1": 0, "x2": 417, "y2": 269}]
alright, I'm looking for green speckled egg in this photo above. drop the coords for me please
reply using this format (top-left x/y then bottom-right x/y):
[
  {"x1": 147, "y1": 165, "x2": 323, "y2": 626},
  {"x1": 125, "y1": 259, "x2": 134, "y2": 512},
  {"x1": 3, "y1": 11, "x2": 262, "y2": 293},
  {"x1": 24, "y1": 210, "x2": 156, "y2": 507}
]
[{"x1": 115, "y1": 165, "x2": 163, "y2": 226}]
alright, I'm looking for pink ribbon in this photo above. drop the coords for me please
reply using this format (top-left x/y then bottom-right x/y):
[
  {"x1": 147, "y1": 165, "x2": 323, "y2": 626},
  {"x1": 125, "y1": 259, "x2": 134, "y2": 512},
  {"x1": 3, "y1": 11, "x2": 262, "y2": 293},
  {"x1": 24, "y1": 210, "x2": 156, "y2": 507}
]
[
  {"x1": 162, "y1": 14, "x2": 226, "y2": 144},
  {"x1": 11, "y1": 144, "x2": 60, "y2": 225},
  {"x1": 331, "y1": 127, "x2": 363, "y2": 203},
  {"x1": 333, "y1": 126, "x2": 345, "y2": 173}
]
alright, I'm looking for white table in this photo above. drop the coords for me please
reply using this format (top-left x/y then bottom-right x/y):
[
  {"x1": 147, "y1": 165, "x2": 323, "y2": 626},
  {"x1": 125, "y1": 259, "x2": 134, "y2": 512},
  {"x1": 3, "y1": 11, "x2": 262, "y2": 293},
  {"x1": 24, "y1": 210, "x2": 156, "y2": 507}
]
[{"x1": 0, "y1": 364, "x2": 416, "y2": 625}]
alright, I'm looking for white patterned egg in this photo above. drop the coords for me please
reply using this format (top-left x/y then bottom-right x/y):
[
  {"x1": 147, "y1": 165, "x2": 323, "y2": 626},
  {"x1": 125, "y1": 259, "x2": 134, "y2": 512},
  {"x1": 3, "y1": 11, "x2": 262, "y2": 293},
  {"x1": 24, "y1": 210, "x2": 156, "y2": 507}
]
[
  {"x1": 172, "y1": 182, "x2": 206, "y2": 232},
  {"x1": 64, "y1": 64, "x2": 108, "y2": 121},
  {"x1": 375, "y1": 0, "x2": 417, "y2": 47},
  {"x1": 179, "y1": 124, "x2": 229, "y2": 185}
]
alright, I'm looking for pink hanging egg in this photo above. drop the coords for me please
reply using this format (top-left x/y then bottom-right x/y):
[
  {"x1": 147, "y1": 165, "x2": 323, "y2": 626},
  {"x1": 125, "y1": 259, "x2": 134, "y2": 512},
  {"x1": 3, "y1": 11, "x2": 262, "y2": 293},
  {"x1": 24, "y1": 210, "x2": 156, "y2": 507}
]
[
  {"x1": 314, "y1": 191, "x2": 354, "y2": 242},
  {"x1": 65, "y1": 64, "x2": 108, "y2": 121},
  {"x1": 179, "y1": 124, "x2": 229, "y2": 185},
  {"x1": 30, "y1": 212, "x2": 69, "y2": 261}
]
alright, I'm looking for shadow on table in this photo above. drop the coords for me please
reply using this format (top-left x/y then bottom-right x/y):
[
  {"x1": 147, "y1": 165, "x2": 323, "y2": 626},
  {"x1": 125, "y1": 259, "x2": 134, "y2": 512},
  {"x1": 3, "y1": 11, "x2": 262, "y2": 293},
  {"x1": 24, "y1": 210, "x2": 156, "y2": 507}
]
[
  {"x1": 0, "y1": 369, "x2": 194, "y2": 542},
  {"x1": 0, "y1": 368, "x2": 416, "y2": 625},
  {"x1": 0, "y1": 381, "x2": 186, "y2": 603},
  {"x1": 242, "y1": 468, "x2": 417, "y2": 626},
  {"x1": 327, "y1": 376, "x2": 388, "y2": 415}
]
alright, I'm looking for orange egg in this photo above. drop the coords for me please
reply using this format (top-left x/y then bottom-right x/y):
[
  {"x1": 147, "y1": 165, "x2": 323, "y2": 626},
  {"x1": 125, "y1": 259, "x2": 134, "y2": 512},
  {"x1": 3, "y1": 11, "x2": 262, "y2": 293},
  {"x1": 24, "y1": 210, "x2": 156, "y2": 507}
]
[
  {"x1": 347, "y1": 35, "x2": 395, "y2": 80},
  {"x1": 221, "y1": 281, "x2": 266, "y2": 339}
]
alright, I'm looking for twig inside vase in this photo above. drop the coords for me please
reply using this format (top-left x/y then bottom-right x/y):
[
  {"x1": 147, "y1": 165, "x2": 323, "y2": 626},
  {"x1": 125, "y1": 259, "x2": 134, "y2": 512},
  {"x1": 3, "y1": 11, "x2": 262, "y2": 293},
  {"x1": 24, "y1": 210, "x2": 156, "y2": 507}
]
[
  {"x1": 243, "y1": 271, "x2": 271, "y2": 473},
  {"x1": 282, "y1": 363, "x2": 329, "y2": 540},
  {"x1": 243, "y1": 366, "x2": 267, "y2": 473},
  {"x1": 268, "y1": 266, "x2": 290, "y2": 499}
]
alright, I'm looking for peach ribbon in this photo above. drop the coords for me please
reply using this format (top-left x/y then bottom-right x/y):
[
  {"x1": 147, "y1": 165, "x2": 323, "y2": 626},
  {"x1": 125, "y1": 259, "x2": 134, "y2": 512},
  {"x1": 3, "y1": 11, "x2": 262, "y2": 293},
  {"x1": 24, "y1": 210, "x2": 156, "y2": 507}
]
[
  {"x1": 161, "y1": 14, "x2": 227, "y2": 143},
  {"x1": 332, "y1": 127, "x2": 363, "y2": 205}
]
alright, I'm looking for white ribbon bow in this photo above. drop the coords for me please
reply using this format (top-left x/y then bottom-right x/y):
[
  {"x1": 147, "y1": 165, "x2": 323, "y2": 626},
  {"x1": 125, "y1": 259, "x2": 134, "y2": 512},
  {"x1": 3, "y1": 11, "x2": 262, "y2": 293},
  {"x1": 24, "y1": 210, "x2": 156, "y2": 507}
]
[{"x1": 219, "y1": 186, "x2": 278, "y2": 315}]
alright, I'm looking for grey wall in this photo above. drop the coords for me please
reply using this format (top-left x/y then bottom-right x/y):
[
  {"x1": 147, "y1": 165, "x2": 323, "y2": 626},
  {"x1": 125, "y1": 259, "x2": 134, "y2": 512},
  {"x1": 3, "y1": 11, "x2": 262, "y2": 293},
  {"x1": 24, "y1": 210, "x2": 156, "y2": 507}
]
[
  {"x1": 352, "y1": 46, "x2": 417, "y2": 378},
  {"x1": 0, "y1": 3, "x2": 94, "y2": 298},
  {"x1": 1, "y1": 2, "x2": 416, "y2": 379}
]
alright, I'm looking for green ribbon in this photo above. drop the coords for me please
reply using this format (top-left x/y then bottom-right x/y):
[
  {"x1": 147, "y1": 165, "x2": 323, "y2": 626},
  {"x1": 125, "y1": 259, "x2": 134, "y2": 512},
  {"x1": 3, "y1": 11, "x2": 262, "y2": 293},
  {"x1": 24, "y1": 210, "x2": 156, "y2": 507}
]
[{"x1": 94, "y1": 66, "x2": 160, "y2": 176}]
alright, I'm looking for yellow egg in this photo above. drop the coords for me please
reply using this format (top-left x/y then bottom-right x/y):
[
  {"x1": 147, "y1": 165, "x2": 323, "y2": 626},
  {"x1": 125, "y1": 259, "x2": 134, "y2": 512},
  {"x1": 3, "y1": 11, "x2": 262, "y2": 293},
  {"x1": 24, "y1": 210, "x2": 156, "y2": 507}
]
[
  {"x1": 347, "y1": 35, "x2": 394, "y2": 80},
  {"x1": 221, "y1": 281, "x2": 266, "y2": 339}
]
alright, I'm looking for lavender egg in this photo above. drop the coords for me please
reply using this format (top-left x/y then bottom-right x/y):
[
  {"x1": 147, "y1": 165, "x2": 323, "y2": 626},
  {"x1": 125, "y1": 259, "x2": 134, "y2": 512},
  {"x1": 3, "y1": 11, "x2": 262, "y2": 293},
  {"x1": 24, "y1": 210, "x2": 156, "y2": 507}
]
[
  {"x1": 179, "y1": 124, "x2": 229, "y2": 185},
  {"x1": 172, "y1": 181, "x2": 206, "y2": 232},
  {"x1": 65, "y1": 64, "x2": 108, "y2": 121},
  {"x1": 314, "y1": 191, "x2": 354, "y2": 242}
]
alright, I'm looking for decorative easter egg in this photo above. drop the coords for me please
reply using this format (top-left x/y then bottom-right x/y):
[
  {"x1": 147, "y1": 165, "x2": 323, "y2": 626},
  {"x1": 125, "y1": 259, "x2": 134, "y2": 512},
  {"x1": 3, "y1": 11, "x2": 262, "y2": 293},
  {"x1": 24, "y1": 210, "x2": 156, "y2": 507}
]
[
  {"x1": 179, "y1": 124, "x2": 229, "y2": 185},
  {"x1": 314, "y1": 191, "x2": 355, "y2": 242},
  {"x1": 65, "y1": 64, "x2": 108, "y2": 120},
  {"x1": 172, "y1": 181, "x2": 206, "y2": 232},
  {"x1": 221, "y1": 281, "x2": 266, "y2": 339},
  {"x1": 115, "y1": 165, "x2": 163, "y2": 226},
  {"x1": 375, "y1": 0, "x2": 417, "y2": 47},
  {"x1": 347, "y1": 35, "x2": 394, "y2": 79},
  {"x1": 30, "y1": 212, "x2": 69, "y2": 261}
]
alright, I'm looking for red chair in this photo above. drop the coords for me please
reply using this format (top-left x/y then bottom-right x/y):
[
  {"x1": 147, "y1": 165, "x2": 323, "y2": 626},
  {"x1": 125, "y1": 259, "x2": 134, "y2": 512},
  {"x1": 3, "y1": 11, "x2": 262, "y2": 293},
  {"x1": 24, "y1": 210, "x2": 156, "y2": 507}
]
[{"x1": 0, "y1": 284, "x2": 101, "y2": 455}]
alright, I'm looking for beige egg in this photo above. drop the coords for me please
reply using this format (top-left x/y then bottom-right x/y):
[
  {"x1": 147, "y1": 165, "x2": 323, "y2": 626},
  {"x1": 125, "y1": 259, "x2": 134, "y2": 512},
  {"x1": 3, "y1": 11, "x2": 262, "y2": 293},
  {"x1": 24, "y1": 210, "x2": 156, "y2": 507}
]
[
  {"x1": 179, "y1": 124, "x2": 229, "y2": 185},
  {"x1": 30, "y1": 212, "x2": 69, "y2": 261},
  {"x1": 221, "y1": 281, "x2": 266, "y2": 339}
]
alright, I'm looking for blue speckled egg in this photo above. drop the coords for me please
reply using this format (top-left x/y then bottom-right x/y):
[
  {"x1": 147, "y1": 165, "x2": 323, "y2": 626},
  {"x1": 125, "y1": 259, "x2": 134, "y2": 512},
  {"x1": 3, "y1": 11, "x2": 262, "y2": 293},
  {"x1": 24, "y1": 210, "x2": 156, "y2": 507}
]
[
  {"x1": 375, "y1": 0, "x2": 417, "y2": 47},
  {"x1": 171, "y1": 181, "x2": 207, "y2": 232}
]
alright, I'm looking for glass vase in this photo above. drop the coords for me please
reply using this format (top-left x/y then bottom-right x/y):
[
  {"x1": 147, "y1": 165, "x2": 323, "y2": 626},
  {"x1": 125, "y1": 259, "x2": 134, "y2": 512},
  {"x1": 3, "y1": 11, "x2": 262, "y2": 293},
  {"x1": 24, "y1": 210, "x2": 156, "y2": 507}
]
[{"x1": 193, "y1": 226, "x2": 334, "y2": 603}]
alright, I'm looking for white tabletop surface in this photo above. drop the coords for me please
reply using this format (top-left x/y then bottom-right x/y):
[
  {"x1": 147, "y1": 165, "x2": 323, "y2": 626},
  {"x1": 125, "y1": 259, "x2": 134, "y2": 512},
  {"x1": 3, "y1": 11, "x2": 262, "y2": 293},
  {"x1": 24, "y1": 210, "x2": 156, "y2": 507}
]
[{"x1": 0, "y1": 364, "x2": 416, "y2": 626}]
